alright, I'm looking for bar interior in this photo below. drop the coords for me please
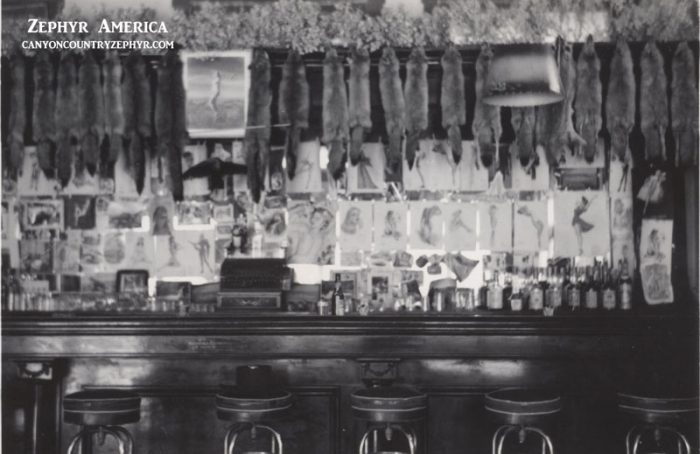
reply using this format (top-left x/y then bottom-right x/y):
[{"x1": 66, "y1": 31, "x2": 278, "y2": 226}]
[{"x1": 1, "y1": 0, "x2": 699, "y2": 453}]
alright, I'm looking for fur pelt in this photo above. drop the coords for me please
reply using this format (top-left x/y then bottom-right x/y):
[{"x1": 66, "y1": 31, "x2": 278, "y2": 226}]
[
  {"x1": 79, "y1": 51, "x2": 105, "y2": 174},
  {"x1": 55, "y1": 52, "x2": 78, "y2": 187},
  {"x1": 33, "y1": 51, "x2": 55, "y2": 178},
  {"x1": 123, "y1": 51, "x2": 151, "y2": 194},
  {"x1": 640, "y1": 41, "x2": 669, "y2": 164},
  {"x1": 574, "y1": 35, "x2": 602, "y2": 163},
  {"x1": 441, "y1": 46, "x2": 465, "y2": 165},
  {"x1": 606, "y1": 39, "x2": 635, "y2": 164},
  {"x1": 323, "y1": 48, "x2": 349, "y2": 180},
  {"x1": 170, "y1": 50, "x2": 187, "y2": 201},
  {"x1": 511, "y1": 107, "x2": 536, "y2": 169},
  {"x1": 472, "y1": 44, "x2": 501, "y2": 168},
  {"x1": 348, "y1": 47, "x2": 371, "y2": 165},
  {"x1": 103, "y1": 51, "x2": 124, "y2": 171},
  {"x1": 279, "y1": 51, "x2": 309, "y2": 179},
  {"x1": 8, "y1": 52, "x2": 26, "y2": 176},
  {"x1": 245, "y1": 49, "x2": 272, "y2": 203},
  {"x1": 671, "y1": 42, "x2": 698, "y2": 166},
  {"x1": 404, "y1": 47, "x2": 429, "y2": 169},
  {"x1": 379, "y1": 47, "x2": 405, "y2": 174}
]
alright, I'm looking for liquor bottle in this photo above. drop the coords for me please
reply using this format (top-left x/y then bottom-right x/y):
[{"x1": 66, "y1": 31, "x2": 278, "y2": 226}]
[
  {"x1": 487, "y1": 271, "x2": 503, "y2": 310},
  {"x1": 618, "y1": 258, "x2": 633, "y2": 311},
  {"x1": 479, "y1": 269, "x2": 491, "y2": 308},
  {"x1": 529, "y1": 268, "x2": 545, "y2": 311},
  {"x1": 1, "y1": 269, "x2": 8, "y2": 312},
  {"x1": 251, "y1": 221, "x2": 264, "y2": 258},
  {"x1": 551, "y1": 267, "x2": 563, "y2": 309},
  {"x1": 602, "y1": 262, "x2": 617, "y2": 310},
  {"x1": 567, "y1": 267, "x2": 581, "y2": 310},
  {"x1": 332, "y1": 274, "x2": 345, "y2": 316},
  {"x1": 502, "y1": 268, "x2": 514, "y2": 310},
  {"x1": 520, "y1": 268, "x2": 532, "y2": 308},
  {"x1": 510, "y1": 275, "x2": 524, "y2": 312},
  {"x1": 584, "y1": 265, "x2": 599, "y2": 310}
]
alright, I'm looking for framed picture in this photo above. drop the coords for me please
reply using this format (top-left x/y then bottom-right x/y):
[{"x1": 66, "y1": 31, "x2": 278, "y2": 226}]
[
  {"x1": 116, "y1": 269, "x2": 149, "y2": 294},
  {"x1": 20, "y1": 199, "x2": 64, "y2": 231},
  {"x1": 367, "y1": 269, "x2": 394, "y2": 304},
  {"x1": 182, "y1": 50, "x2": 252, "y2": 138},
  {"x1": 156, "y1": 281, "x2": 192, "y2": 303}
]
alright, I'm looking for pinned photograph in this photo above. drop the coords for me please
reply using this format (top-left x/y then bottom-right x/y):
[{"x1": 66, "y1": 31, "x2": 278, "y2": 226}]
[
  {"x1": 106, "y1": 198, "x2": 146, "y2": 229},
  {"x1": 478, "y1": 202, "x2": 513, "y2": 251},
  {"x1": 233, "y1": 192, "x2": 253, "y2": 226},
  {"x1": 177, "y1": 201, "x2": 211, "y2": 226},
  {"x1": 17, "y1": 146, "x2": 57, "y2": 196},
  {"x1": 53, "y1": 231, "x2": 81, "y2": 274},
  {"x1": 21, "y1": 199, "x2": 64, "y2": 231},
  {"x1": 510, "y1": 146, "x2": 550, "y2": 192},
  {"x1": 287, "y1": 200, "x2": 336, "y2": 265},
  {"x1": 443, "y1": 202, "x2": 477, "y2": 251},
  {"x1": 347, "y1": 143, "x2": 386, "y2": 194},
  {"x1": 212, "y1": 203, "x2": 235, "y2": 224},
  {"x1": 116, "y1": 270, "x2": 149, "y2": 294},
  {"x1": 155, "y1": 230, "x2": 216, "y2": 278},
  {"x1": 554, "y1": 191, "x2": 610, "y2": 257},
  {"x1": 20, "y1": 239, "x2": 53, "y2": 273},
  {"x1": 404, "y1": 140, "x2": 458, "y2": 192},
  {"x1": 81, "y1": 231, "x2": 103, "y2": 274},
  {"x1": 611, "y1": 194, "x2": 634, "y2": 232},
  {"x1": 514, "y1": 200, "x2": 549, "y2": 252},
  {"x1": 182, "y1": 144, "x2": 210, "y2": 197},
  {"x1": 81, "y1": 273, "x2": 116, "y2": 293},
  {"x1": 102, "y1": 232, "x2": 128, "y2": 272},
  {"x1": 64, "y1": 196, "x2": 96, "y2": 230},
  {"x1": 259, "y1": 207, "x2": 287, "y2": 246},
  {"x1": 410, "y1": 202, "x2": 444, "y2": 250},
  {"x1": 640, "y1": 219, "x2": 674, "y2": 305},
  {"x1": 339, "y1": 201, "x2": 373, "y2": 252},
  {"x1": 183, "y1": 50, "x2": 251, "y2": 138},
  {"x1": 125, "y1": 232, "x2": 155, "y2": 271},
  {"x1": 150, "y1": 196, "x2": 175, "y2": 236},
  {"x1": 373, "y1": 202, "x2": 407, "y2": 252},
  {"x1": 286, "y1": 140, "x2": 323, "y2": 194}
]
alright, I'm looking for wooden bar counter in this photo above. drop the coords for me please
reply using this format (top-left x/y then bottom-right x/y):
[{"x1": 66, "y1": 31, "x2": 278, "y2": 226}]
[{"x1": 2, "y1": 304, "x2": 697, "y2": 454}]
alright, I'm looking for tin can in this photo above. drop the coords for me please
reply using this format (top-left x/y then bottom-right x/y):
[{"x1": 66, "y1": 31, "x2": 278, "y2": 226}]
[
  {"x1": 433, "y1": 291, "x2": 444, "y2": 312},
  {"x1": 457, "y1": 289, "x2": 476, "y2": 311}
]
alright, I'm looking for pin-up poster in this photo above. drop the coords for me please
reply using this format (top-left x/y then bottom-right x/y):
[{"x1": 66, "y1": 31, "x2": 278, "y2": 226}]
[
  {"x1": 17, "y1": 146, "x2": 57, "y2": 196},
  {"x1": 53, "y1": 231, "x2": 81, "y2": 274},
  {"x1": 443, "y1": 202, "x2": 477, "y2": 251},
  {"x1": 457, "y1": 142, "x2": 489, "y2": 192},
  {"x1": 155, "y1": 230, "x2": 216, "y2": 278},
  {"x1": 514, "y1": 200, "x2": 550, "y2": 252},
  {"x1": 610, "y1": 193, "x2": 636, "y2": 272},
  {"x1": 373, "y1": 202, "x2": 407, "y2": 252},
  {"x1": 478, "y1": 202, "x2": 512, "y2": 251},
  {"x1": 81, "y1": 231, "x2": 103, "y2": 273},
  {"x1": 182, "y1": 144, "x2": 210, "y2": 197},
  {"x1": 347, "y1": 143, "x2": 386, "y2": 194},
  {"x1": 125, "y1": 232, "x2": 155, "y2": 271},
  {"x1": 101, "y1": 232, "x2": 127, "y2": 272},
  {"x1": 410, "y1": 202, "x2": 444, "y2": 250},
  {"x1": 339, "y1": 201, "x2": 373, "y2": 252},
  {"x1": 286, "y1": 200, "x2": 336, "y2": 265},
  {"x1": 553, "y1": 191, "x2": 610, "y2": 257},
  {"x1": 640, "y1": 219, "x2": 673, "y2": 305},
  {"x1": 287, "y1": 140, "x2": 323, "y2": 194},
  {"x1": 510, "y1": 146, "x2": 550, "y2": 192},
  {"x1": 150, "y1": 196, "x2": 175, "y2": 236},
  {"x1": 404, "y1": 140, "x2": 458, "y2": 191}
]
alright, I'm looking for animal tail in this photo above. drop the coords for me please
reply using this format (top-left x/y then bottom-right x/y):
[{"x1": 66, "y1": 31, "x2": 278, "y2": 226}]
[
  {"x1": 286, "y1": 126, "x2": 300, "y2": 179},
  {"x1": 81, "y1": 131, "x2": 101, "y2": 174},
  {"x1": 56, "y1": 136, "x2": 73, "y2": 187},
  {"x1": 448, "y1": 124, "x2": 463, "y2": 165},
  {"x1": 349, "y1": 126, "x2": 364, "y2": 165},
  {"x1": 405, "y1": 129, "x2": 421, "y2": 170},
  {"x1": 129, "y1": 133, "x2": 146, "y2": 195},
  {"x1": 36, "y1": 140, "x2": 54, "y2": 178},
  {"x1": 327, "y1": 139, "x2": 347, "y2": 180},
  {"x1": 8, "y1": 135, "x2": 24, "y2": 176}
]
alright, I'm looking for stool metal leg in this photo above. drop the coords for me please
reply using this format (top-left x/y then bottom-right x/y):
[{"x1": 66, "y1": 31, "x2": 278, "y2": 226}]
[
  {"x1": 524, "y1": 427, "x2": 555, "y2": 454},
  {"x1": 110, "y1": 426, "x2": 134, "y2": 454},
  {"x1": 67, "y1": 428, "x2": 86, "y2": 454},
  {"x1": 629, "y1": 424, "x2": 692, "y2": 454},
  {"x1": 492, "y1": 425, "x2": 514, "y2": 454},
  {"x1": 495, "y1": 425, "x2": 520, "y2": 454}
]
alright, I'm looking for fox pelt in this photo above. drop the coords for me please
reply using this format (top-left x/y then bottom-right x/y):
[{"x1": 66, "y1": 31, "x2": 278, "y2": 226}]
[
  {"x1": 404, "y1": 47, "x2": 429, "y2": 170},
  {"x1": 348, "y1": 47, "x2": 372, "y2": 166},
  {"x1": 323, "y1": 48, "x2": 350, "y2": 180},
  {"x1": 441, "y1": 46, "x2": 465, "y2": 166},
  {"x1": 8, "y1": 52, "x2": 26, "y2": 176},
  {"x1": 170, "y1": 50, "x2": 187, "y2": 201},
  {"x1": 79, "y1": 51, "x2": 105, "y2": 175},
  {"x1": 33, "y1": 51, "x2": 55, "y2": 178},
  {"x1": 606, "y1": 39, "x2": 636, "y2": 164},
  {"x1": 379, "y1": 47, "x2": 406, "y2": 175},
  {"x1": 472, "y1": 44, "x2": 501, "y2": 168},
  {"x1": 574, "y1": 35, "x2": 602, "y2": 164},
  {"x1": 123, "y1": 51, "x2": 152, "y2": 194},
  {"x1": 55, "y1": 52, "x2": 79, "y2": 187},
  {"x1": 640, "y1": 41, "x2": 669, "y2": 164},
  {"x1": 245, "y1": 49, "x2": 272, "y2": 203},
  {"x1": 510, "y1": 107, "x2": 536, "y2": 171},
  {"x1": 279, "y1": 51, "x2": 309, "y2": 179},
  {"x1": 671, "y1": 42, "x2": 698, "y2": 166},
  {"x1": 103, "y1": 52, "x2": 125, "y2": 172}
]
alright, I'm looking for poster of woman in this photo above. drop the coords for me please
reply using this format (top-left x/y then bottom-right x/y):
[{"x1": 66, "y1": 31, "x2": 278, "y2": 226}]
[
  {"x1": 286, "y1": 140, "x2": 323, "y2": 194},
  {"x1": 373, "y1": 202, "x2": 407, "y2": 252},
  {"x1": 443, "y1": 202, "x2": 477, "y2": 251},
  {"x1": 478, "y1": 202, "x2": 513, "y2": 251},
  {"x1": 456, "y1": 141, "x2": 489, "y2": 192},
  {"x1": 286, "y1": 201, "x2": 336, "y2": 265},
  {"x1": 346, "y1": 143, "x2": 386, "y2": 194},
  {"x1": 403, "y1": 140, "x2": 458, "y2": 192},
  {"x1": 339, "y1": 201, "x2": 373, "y2": 252},
  {"x1": 514, "y1": 200, "x2": 549, "y2": 252},
  {"x1": 410, "y1": 202, "x2": 444, "y2": 250},
  {"x1": 639, "y1": 219, "x2": 674, "y2": 304},
  {"x1": 553, "y1": 191, "x2": 610, "y2": 257},
  {"x1": 155, "y1": 230, "x2": 216, "y2": 278}
]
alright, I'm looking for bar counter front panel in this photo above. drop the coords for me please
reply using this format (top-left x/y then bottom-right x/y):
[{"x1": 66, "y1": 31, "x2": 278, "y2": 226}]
[{"x1": 3, "y1": 309, "x2": 698, "y2": 454}]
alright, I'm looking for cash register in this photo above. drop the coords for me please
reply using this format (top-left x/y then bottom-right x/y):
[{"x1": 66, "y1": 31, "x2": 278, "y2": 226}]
[{"x1": 217, "y1": 258, "x2": 291, "y2": 310}]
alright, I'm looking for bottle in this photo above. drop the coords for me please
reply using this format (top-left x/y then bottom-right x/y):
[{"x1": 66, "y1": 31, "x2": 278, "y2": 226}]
[
  {"x1": 602, "y1": 262, "x2": 617, "y2": 310},
  {"x1": 584, "y1": 265, "x2": 599, "y2": 310},
  {"x1": 520, "y1": 268, "x2": 532, "y2": 308},
  {"x1": 251, "y1": 221, "x2": 264, "y2": 258},
  {"x1": 1, "y1": 269, "x2": 8, "y2": 312},
  {"x1": 479, "y1": 269, "x2": 491, "y2": 308},
  {"x1": 332, "y1": 274, "x2": 345, "y2": 316},
  {"x1": 618, "y1": 259, "x2": 633, "y2": 311},
  {"x1": 487, "y1": 271, "x2": 503, "y2": 310},
  {"x1": 510, "y1": 277, "x2": 524, "y2": 312},
  {"x1": 551, "y1": 267, "x2": 563, "y2": 309},
  {"x1": 567, "y1": 267, "x2": 581, "y2": 310},
  {"x1": 502, "y1": 268, "x2": 514, "y2": 310},
  {"x1": 529, "y1": 268, "x2": 544, "y2": 311}
]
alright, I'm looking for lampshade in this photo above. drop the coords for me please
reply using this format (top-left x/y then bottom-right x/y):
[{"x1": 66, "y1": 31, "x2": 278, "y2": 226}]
[{"x1": 483, "y1": 43, "x2": 564, "y2": 107}]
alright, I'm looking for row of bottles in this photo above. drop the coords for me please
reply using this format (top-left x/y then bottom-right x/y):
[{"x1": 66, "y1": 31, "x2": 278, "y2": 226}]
[{"x1": 480, "y1": 259, "x2": 634, "y2": 313}]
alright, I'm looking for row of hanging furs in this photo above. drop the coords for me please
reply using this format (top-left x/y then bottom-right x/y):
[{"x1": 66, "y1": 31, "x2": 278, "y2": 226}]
[{"x1": 4, "y1": 38, "x2": 698, "y2": 203}]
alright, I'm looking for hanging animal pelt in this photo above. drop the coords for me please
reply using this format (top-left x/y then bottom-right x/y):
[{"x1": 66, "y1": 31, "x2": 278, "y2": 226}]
[
  {"x1": 123, "y1": 51, "x2": 152, "y2": 194},
  {"x1": 574, "y1": 35, "x2": 602, "y2": 163},
  {"x1": 404, "y1": 47, "x2": 428, "y2": 169},
  {"x1": 510, "y1": 107, "x2": 536, "y2": 171},
  {"x1": 55, "y1": 52, "x2": 79, "y2": 187},
  {"x1": 102, "y1": 51, "x2": 124, "y2": 173},
  {"x1": 8, "y1": 52, "x2": 27, "y2": 175},
  {"x1": 279, "y1": 51, "x2": 309, "y2": 179},
  {"x1": 379, "y1": 47, "x2": 405, "y2": 174},
  {"x1": 472, "y1": 44, "x2": 501, "y2": 168},
  {"x1": 170, "y1": 50, "x2": 187, "y2": 201},
  {"x1": 671, "y1": 42, "x2": 698, "y2": 166},
  {"x1": 441, "y1": 47, "x2": 465, "y2": 165},
  {"x1": 33, "y1": 51, "x2": 55, "y2": 178},
  {"x1": 640, "y1": 42, "x2": 669, "y2": 164},
  {"x1": 348, "y1": 47, "x2": 371, "y2": 165},
  {"x1": 245, "y1": 49, "x2": 272, "y2": 203},
  {"x1": 323, "y1": 48, "x2": 349, "y2": 180},
  {"x1": 79, "y1": 51, "x2": 105, "y2": 174},
  {"x1": 605, "y1": 39, "x2": 636, "y2": 164}
]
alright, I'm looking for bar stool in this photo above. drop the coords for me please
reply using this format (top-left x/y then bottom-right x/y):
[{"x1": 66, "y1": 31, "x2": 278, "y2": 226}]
[
  {"x1": 216, "y1": 365, "x2": 292, "y2": 454},
  {"x1": 485, "y1": 388, "x2": 561, "y2": 454},
  {"x1": 63, "y1": 389, "x2": 141, "y2": 454},
  {"x1": 351, "y1": 384, "x2": 427, "y2": 454},
  {"x1": 618, "y1": 393, "x2": 698, "y2": 454}
]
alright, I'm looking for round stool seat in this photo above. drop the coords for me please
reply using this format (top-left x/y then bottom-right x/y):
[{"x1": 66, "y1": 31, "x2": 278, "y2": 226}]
[
  {"x1": 485, "y1": 388, "x2": 561, "y2": 425},
  {"x1": 618, "y1": 393, "x2": 699, "y2": 425},
  {"x1": 64, "y1": 390, "x2": 141, "y2": 426},
  {"x1": 216, "y1": 388, "x2": 292, "y2": 422},
  {"x1": 351, "y1": 386, "x2": 427, "y2": 423}
]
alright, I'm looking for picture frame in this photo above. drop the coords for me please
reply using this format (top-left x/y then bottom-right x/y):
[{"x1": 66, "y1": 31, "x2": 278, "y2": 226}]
[
  {"x1": 20, "y1": 199, "x2": 64, "y2": 231},
  {"x1": 182, "y1": 50, "x2": 252, "y2": 138},
  {"x1": 330, "y1": 270, "x2": 360, "y2": 297},
  {"x1": 116, "y1": 269, "x2": 149, "y2": 295},
  {"x1": 367, "y1": 269, "x2": 394, "y2": 305},
  {"x1": 155, "y1": 280, "x2": 193, "y2": 303}
]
